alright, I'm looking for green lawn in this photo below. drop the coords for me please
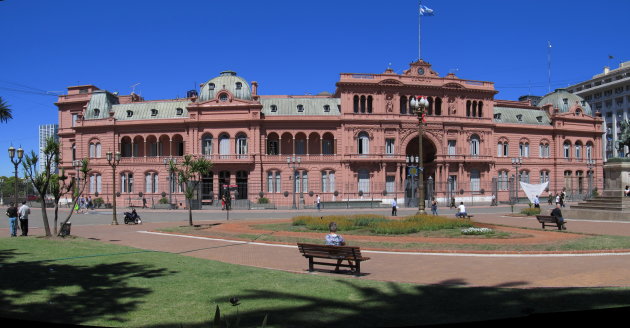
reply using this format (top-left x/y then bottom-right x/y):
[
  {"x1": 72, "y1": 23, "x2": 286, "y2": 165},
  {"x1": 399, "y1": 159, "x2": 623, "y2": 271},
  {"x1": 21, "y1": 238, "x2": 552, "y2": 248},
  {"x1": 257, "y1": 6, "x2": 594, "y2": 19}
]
[{"x1": 2, "y1": 237, "x2": 630, "y2": 327}]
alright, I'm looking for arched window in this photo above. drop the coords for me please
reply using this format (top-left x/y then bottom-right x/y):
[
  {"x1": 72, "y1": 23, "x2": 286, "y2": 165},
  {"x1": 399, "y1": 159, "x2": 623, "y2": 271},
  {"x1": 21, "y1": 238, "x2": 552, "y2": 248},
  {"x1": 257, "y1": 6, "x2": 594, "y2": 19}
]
[
  {"x1": 267, "y1": 170, "x2": 281, "y2": 193},
  {"x1": 519, "y1": 170, "x2": 530, "y2": 183},
  {"x1": 353, "y1": 95, "x2": 359, "y2": 113},
  {"x1": 236, "y1": 133, "x2": 247, "y2": 158},
  {"x1": 435, "y1": 97, "x2": 442, "y2": 116},
  {"x1": 575, "y1": 141, "x2": 583, "y2": 160},
  {"x1": 478, "y1": 101, "x2": 483, "y2": 117},
  {"x1": 540, "y1": 170, "x2": 550, "y2": 184},
  {"x1": 270, "y1": 105, "x2": 278, "y2": 112},
  {"x1": 358, "y1": 169, "x2": 370, "y2": 194},
  {"x1": 94, "y1": 108, "x2": 100, "y2": 117},
  {"x1": 563, "y1": 141, "x2": 571, "y2": 159},
  {"x1": 586, "y1": 142, "x2": 593, "y2": 159},
  {"x1": 466, "y1": 100, "x2": 471, "y2": 117},
  {"x1": 120, "y1": 172, "x2": 134, "y2": 193},
  {"x1": 367, "y1": 96, "x2": 373, "y2": 113},
  {"x1": 470, "y1": 135, "x2": 480, "y2": 156},
  {"x1": 358, "y1": 132, "x2": 369, "y2": 155},
  {"x1": 145, "y1": 172, "x2": 159, "y2": 193},
  {"x1": 519, "y1": 142, "x2": 529, "y2": 157},
  {"x1": 89, "y1": 173, "x2": 102, "y2": 194},
  {"x1": 295, "y1": 170, "x2": 308, "y2": 193},
  {"x1": 202, "y1": 134, "x2": 213, "y2": 155},
  {"x1": 297, "y1": 104, "x2": 304, "y2": 112},
  {"x1": 360, "y1": 96, "x2": 366, "y2": 113},
  {"x1": 498, "y1": 170, "x2": 509, "y2": 191},
  {"x1": 400, "y1": 96, "x2": 408, "y2": 114},
  {"x1": 498, "y1": 141, "x2": 509, "y2": 157},
  {"x1": 219, "y1": 133, "x2": 230, "y2": 158},
  {"x1": 539, "y1": 142, "x2": 550, "y2": 158},
  {"x1": 321, "y1": 170, "x2": 335, "y2": 193}
]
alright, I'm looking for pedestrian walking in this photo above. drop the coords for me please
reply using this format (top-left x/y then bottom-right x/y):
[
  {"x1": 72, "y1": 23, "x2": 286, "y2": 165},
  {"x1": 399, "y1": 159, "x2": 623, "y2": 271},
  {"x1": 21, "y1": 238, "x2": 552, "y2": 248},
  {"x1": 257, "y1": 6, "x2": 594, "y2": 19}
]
[
  {"x1": 18, "y1": 201, "x2": 30, "y2": 236},
  {"x1": 391, "y1": 198, "x2": 398, "y2": 216},
  {"x1": 316, "y1": 194, "x2": 321, "y2": 211},
  {"x1": 5, "y1": 203, "x2": 19, "y2": 237},
  {"x1": 534, "y1": 195, "x2": 540, "y2": 208},
  {"x1": 431, "y1": 198, "x2": 438, "y2": 215}
]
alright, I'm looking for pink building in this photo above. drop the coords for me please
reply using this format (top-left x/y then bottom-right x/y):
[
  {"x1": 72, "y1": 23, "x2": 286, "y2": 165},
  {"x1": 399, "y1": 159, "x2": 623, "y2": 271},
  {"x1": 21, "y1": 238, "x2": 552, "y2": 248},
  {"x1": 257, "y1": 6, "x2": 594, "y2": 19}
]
[{"x1": 55, "y1": 60, "x2": 604, "y2": 209}]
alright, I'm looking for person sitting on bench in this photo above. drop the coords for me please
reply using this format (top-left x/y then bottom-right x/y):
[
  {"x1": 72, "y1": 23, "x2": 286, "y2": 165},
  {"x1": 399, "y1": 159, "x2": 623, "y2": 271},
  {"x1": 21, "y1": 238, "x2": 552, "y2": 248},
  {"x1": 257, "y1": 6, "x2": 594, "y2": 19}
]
[
  {"x1": 550, "y1": 204, "x2": 566, "y2": 230},
  {"x1": 325, "y1": 222, "x2": 353, "y2": 271},
  {"x1": 455, "y1": 202, "x2": 467, "y2": 218}
]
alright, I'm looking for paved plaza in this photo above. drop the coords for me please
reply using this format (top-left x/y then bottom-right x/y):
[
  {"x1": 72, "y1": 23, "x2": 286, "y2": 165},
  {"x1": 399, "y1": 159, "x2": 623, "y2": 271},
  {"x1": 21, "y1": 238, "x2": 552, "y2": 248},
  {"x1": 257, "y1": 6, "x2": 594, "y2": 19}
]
[{"x1": 3, "y1": 204, "x2": 630, "y2": 288}]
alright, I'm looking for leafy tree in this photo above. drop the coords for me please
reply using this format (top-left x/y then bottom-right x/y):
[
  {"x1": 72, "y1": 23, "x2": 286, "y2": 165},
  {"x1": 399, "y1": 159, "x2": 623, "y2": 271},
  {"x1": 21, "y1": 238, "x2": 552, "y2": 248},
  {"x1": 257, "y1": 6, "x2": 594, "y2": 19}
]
[
  {"x1": 174, "y1": 155, "x2": 213, "y2": 226},
  {"x1": 21, "y1": 137, "x2": 90, "y2": 236},
  {"x1": 0, "y1": 97, "x2": 12, "y2": 123}
]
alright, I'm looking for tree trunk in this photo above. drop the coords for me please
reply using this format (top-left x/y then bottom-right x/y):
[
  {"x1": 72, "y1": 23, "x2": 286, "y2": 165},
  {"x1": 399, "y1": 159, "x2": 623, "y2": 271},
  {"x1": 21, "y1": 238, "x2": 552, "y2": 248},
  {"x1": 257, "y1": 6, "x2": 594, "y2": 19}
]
[
  {"x1": 188, "y1": 199, "x2": 193, "y2": 226},
  {"x1": 38, "y1": 194, "x2": 52, "y2": 236}
]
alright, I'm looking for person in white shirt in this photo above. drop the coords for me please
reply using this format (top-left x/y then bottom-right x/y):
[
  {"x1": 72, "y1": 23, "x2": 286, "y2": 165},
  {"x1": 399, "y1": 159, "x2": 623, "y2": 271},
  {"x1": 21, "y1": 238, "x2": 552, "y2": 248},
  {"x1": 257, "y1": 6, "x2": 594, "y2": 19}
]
[
  {"x1": 455, "y1": 202, "x2": 467, "y2": 218},
  {"x1": 18, "y1": 201, "x2": 31, "y2": 236}
]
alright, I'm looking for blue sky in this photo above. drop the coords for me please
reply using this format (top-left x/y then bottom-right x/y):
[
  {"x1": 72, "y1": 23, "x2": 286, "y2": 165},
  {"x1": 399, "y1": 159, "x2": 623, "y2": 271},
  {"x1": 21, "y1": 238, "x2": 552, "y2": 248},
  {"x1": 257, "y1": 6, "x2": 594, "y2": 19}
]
[{"x1": 1, "y1": 0, "x2": 628, "y2": 176}]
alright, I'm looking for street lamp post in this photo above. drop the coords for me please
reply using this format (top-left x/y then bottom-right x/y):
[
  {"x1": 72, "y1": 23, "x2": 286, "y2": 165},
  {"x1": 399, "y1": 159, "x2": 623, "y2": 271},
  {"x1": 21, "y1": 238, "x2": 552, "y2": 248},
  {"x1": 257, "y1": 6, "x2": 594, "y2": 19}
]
[
  {"x1": 511, "y1": 157, "x2": 523, "y2": 204},
  {"x1": 8, "y1": 146, "x2": 24, "y2": 206},
  {"x1": 406, "y1": 156, "x2": 419, "y2": 207},
  {"x1": 162, "y1": 158, "x2": 177, "y2": 209},
  {"x1": 72, "y1": 159, "x2": 82, "y2": 199},
  {"x1": 586, "y1": 159, "x2": 596, "y2": 200},
  {"x1": 0, "y1": 177, "x2": 5, "y2": 205},
  {"x1": 287, "y1": 156, "x2": 301, "y2": 210},
  {"x1": 409, "y1": 96, "x2": 429, "y2": 214},
  {"x1": 106, "y1": 151, "x2": 121, "y2": 225}
]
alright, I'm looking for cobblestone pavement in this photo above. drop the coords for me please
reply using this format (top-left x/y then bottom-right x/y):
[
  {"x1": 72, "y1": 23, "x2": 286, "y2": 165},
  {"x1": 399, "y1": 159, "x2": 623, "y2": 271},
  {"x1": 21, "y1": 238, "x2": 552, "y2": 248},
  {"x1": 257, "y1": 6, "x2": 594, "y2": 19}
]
[{"x1": 3, "y1": 204, "x2": 630, "y2": 288}]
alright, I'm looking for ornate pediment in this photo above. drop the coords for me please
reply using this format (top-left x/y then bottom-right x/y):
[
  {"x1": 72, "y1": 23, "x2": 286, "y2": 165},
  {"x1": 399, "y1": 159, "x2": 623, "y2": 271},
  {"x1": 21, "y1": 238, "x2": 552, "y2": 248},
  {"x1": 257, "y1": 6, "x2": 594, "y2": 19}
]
[
  {"x1": 443, "y1": 83, "x2": 465, "y2": 89},
  {"x1": 379, "y1": 79, "x2": 404, "y2": 85}
]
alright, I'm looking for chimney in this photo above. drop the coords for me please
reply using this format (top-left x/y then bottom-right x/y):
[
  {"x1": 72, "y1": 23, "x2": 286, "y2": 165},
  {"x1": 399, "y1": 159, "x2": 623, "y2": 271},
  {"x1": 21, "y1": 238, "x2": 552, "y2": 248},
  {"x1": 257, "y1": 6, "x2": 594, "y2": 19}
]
[{"x1": 251, "y1": 81, "x2": 258, "y2": 96}]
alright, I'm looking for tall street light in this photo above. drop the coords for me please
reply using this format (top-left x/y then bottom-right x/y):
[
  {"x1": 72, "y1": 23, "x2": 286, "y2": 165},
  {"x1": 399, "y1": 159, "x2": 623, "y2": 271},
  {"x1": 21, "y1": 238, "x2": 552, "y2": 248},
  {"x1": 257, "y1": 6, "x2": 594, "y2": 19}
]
[
  {"x1": 72, "y1": 159, "x2": 82, "y2": 199},
  {"x1": 511, "y1": 157, "x2": 523, "y2": 204},
  {"x1": 287, "y1": 156, "x2": 301, "y2": 210},
  {"x1": 163, "y1": 157, "x2": 177, "y2": 209},
  {"x1": 586, "y1": 159, "x2": 596, "y2": 200},
  {"x1": 409, "y1": 96, "x2": 429, "y2": 214},
  {"x1": 8, "y1": 146, "x2": 24, "y2": 206},
  {"x1": 106, "y1": 151, "x2": 121, "y2": 225}
]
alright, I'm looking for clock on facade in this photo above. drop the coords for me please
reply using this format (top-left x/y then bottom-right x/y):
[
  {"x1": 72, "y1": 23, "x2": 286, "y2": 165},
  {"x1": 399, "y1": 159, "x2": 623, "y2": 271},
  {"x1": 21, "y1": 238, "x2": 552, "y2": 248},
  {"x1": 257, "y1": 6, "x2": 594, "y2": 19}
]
[{"x1": 417, "y1": 68, "x2": 425, "y2": 75}]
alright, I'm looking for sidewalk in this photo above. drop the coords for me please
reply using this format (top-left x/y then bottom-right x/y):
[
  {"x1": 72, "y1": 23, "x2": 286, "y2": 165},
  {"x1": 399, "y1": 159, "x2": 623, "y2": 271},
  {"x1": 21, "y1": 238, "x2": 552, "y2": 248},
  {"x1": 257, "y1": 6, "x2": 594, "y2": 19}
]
[{"x1": 4, "y1": 206, "x2": 630, "y2": 288}]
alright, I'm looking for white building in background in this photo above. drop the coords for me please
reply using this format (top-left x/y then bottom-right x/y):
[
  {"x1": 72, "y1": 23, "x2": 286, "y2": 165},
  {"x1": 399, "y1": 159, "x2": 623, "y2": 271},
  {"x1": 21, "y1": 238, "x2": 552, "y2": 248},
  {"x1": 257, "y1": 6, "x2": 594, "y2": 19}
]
[
  {"x1": 38, "y1": 124, "x2": 59, "y2": 173},
  {"x1": 567, "y1": 61, "x2": 630, "y2": 160}
]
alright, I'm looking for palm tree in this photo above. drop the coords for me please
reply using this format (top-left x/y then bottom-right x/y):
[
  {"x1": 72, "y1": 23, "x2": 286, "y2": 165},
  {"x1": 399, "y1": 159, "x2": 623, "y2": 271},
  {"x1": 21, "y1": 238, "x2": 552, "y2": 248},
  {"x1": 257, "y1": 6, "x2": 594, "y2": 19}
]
[{"x1": 0, "y1": 97, "x2": 13, "y2": 123}]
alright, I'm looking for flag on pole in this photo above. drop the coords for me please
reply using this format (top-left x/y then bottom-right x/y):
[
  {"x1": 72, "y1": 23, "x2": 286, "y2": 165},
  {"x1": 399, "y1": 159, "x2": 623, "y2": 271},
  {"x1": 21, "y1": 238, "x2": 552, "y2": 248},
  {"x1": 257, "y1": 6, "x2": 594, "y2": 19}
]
[
  {"x1": 609, "y1": 55, "x2": 614, "y2": 59},
  {"x1": 419, "y1": 5, "x2": 434, "y2": 16}
]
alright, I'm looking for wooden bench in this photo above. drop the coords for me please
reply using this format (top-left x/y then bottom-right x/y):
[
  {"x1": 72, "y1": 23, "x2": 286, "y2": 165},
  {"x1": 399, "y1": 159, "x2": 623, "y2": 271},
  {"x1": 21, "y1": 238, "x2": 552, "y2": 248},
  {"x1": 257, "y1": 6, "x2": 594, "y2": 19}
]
[
  {"x1": 456, "y1": 214, "x2": 474, "y2": 219},
  {"x1": 297, "y1": 243, "x2": 370, "y2": 276},
  {"x1": 536, "y1": 215, "x2": 567, "y2": 230}
]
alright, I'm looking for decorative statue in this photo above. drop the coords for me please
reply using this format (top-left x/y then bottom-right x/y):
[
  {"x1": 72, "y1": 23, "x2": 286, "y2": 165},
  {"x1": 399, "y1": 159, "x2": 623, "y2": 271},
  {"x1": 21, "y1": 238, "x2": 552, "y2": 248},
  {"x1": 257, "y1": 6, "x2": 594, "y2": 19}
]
[{"x1": 616, "y1": 119, "x2": 630, "y2": 157}]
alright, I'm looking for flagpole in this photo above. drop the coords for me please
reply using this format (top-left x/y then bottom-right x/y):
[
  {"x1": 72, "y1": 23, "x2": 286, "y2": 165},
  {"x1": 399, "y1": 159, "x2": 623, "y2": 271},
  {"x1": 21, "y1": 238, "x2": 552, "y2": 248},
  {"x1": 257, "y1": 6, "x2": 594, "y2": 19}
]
[
  {"x1": 418, "y1": 0, "x2": 422, "y2": 60},
  {"x1": 547, "y1": 41, "x2": 552, "y2": 93}
]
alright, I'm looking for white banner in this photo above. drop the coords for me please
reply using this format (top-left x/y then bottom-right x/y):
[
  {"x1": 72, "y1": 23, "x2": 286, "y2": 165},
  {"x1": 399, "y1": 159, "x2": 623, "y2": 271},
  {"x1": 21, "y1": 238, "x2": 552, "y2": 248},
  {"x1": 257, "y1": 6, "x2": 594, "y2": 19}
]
[{"x1": 519, "y1": 181, "x2": 549, "y2": 204}]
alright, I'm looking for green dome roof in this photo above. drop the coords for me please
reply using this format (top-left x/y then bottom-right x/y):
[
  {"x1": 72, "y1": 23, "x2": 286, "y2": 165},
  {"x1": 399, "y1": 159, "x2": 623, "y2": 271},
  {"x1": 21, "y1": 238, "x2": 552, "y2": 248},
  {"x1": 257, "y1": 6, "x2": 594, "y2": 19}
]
[
  {"x1": 198, "y1": 71, "x2": 252, "y2": 101},
  {"x1": 537, "y1": 88, "x2": 592, "y2": 115}
]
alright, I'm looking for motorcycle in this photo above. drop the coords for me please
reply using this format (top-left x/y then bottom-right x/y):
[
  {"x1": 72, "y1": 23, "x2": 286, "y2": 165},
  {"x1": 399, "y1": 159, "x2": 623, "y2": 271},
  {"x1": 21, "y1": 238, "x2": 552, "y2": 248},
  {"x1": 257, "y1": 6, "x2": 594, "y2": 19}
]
[{"x1": 123, "y1": 209, "x2": 141, "y2": 224}]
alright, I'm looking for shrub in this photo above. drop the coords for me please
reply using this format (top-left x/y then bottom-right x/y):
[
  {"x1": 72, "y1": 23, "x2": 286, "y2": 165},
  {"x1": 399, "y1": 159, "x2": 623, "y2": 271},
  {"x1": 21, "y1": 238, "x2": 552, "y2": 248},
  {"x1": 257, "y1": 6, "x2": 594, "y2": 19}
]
[
  {"x1": 520, "y1": 207, "x2": 541, "y2": 216},
  {"x1": 159, "y1": 197, "x2": 169, "y2": 204},
  {"x1": 292, "y1": 214, "x2": 387, "y2": 231},
  {"x1": 93, "y1": 197, "x2": 104, "y2": 208},
  {"x1": 257, "y1": 197, "x2": 270, "y2": 204},
  {"x1": 371, "y1": 215, "x2": 473, "y2": 234}
]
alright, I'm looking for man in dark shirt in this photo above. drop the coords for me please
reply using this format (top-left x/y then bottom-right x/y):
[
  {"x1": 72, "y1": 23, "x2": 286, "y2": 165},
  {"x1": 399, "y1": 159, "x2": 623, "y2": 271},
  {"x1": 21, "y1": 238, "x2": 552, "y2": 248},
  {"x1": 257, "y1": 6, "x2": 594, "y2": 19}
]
[
  {"x1": 5, "y1": 203, "x2": 19, "y2": 237},
  {"x1": 550, "y1": 204, "x2": 566, "y2": 230}
]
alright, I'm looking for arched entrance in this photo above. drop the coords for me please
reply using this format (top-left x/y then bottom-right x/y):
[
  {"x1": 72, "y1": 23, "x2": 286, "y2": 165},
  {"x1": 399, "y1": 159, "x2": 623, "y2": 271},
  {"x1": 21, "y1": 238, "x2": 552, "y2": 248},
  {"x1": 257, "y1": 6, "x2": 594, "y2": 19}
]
[{"x1": 404, "y1": 135, "x2": 437, "y2": 207}]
